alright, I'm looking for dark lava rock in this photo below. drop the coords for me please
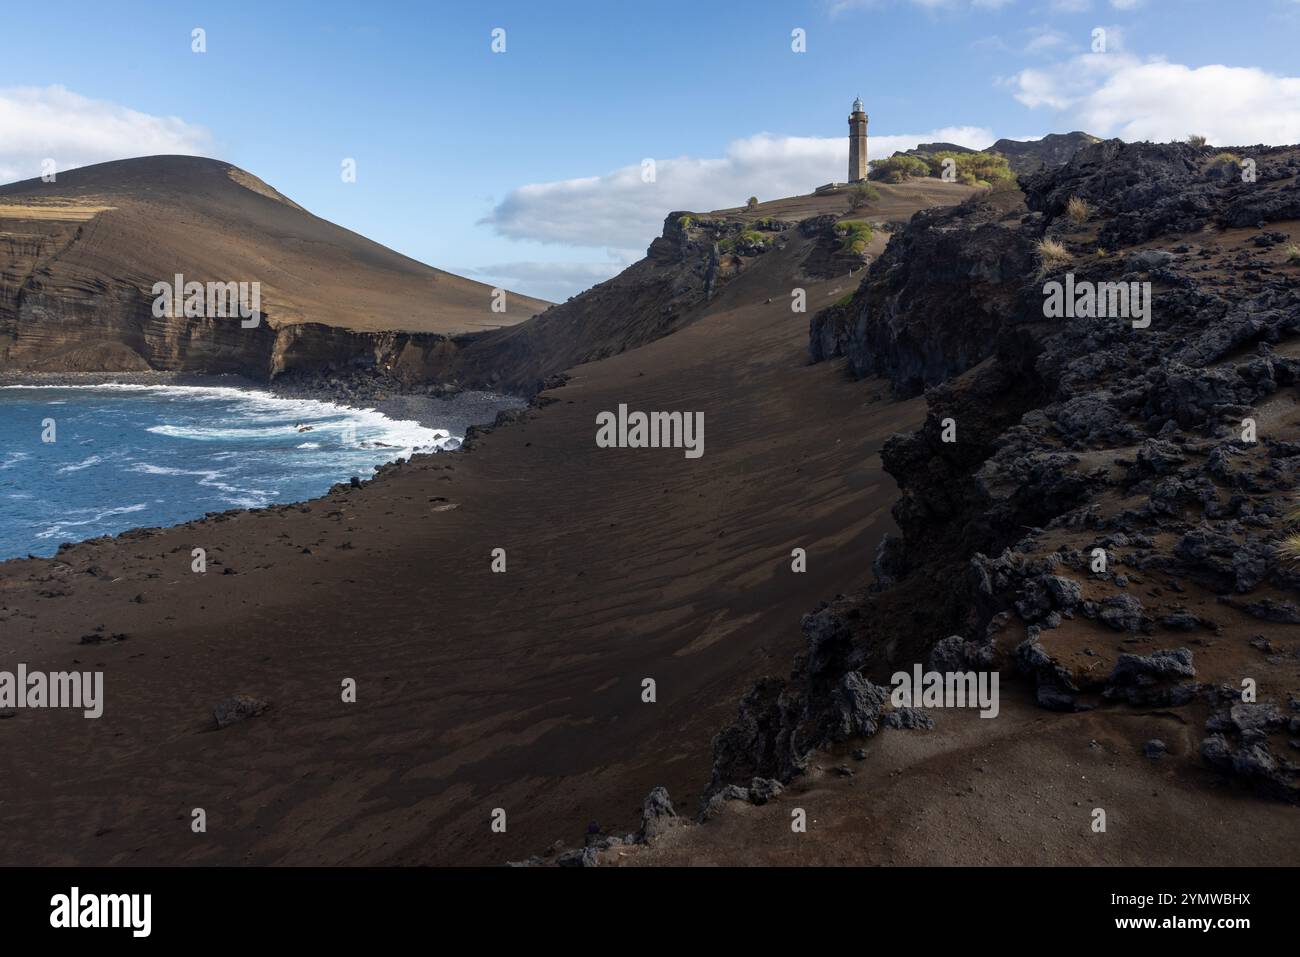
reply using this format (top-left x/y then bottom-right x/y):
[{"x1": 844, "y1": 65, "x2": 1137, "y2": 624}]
[
  {"x1": 748, "y1": 777, "x2": 785, "y2": 805},
  {"x1": 1104, "y1": 648, "x2": 1196, "y2": 705},
  {"x1": 1044, "y1": 575, "x2": 1083, "y2": 609},
  {"x1": 1016, "y1": 635, "x2": 1085, "y2": 712},
  {"x1": 555, "y1": 846, "x2": 599, "y2": 867},
  {"x1": 213, "y1": 694, "x2": 270, "y2": 729},
  {"x1": 830, "y1": 671, "x2": 890, "y2": 740},
  {"x1": 1099, "y1": 594, "x2": 1146, "y2": 632},
  {"x1": 1240, "y1": 598, "x2": 1300, "y2": 624},
  {"x1": 884, "y1": 707, "x2": 935, "y2": 730},
  {"x1": 637, "y1": 786, "x2": 678, "y2": 842}
]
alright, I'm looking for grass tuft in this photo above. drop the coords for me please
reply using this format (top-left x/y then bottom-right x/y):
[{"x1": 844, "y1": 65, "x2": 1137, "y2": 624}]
[{"x1": 1036, "y1": 237, "x2": 1071, "y2": 273}]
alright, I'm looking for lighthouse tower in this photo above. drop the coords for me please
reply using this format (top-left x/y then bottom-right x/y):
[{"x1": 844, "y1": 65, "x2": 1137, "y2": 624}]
[{"x1": 848, "y1": 96, "x2": 869, "y2": 183}]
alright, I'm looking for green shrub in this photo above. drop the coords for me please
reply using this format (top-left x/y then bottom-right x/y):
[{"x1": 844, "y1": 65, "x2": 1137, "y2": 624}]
[
  {"x1": 848, "y1": 183, "x2": 880, "y2": 209},
  {"x1": 1187, "y1": 134, "x2": 1208, "y2": 148},
  {"x1": 868, "y1": 154, "x2": 930, "y2": 183},
  {"x1": 925, "y1": 150, "x2": 1017, "y2": 190},
  {"x1": 837, "y1": 219, "x2": 873, "y2": 255}
]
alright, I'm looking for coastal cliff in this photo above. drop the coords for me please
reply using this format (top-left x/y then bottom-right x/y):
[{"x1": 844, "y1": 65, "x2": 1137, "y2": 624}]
[
  {"x1": 717, "y1": 140, "x2": 1300, "y2": 804},
  {"x1": 0, "y1": 157, "x2": 790, "y2": 397}
]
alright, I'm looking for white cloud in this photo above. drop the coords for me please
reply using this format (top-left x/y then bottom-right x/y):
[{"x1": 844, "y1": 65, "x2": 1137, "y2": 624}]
[
  {"x1": 1009, "y1": 53, "x2": 1300, "y2": 144},
  {"x1": 1024, "y1": 26, "x2": 1069, "y2": 54},
  {"x1": 0, "y1": 86, "x2": 211, "y2": 184},
  {"x1": 482, "y1": 126, "x2": 995, "y2": 253}
]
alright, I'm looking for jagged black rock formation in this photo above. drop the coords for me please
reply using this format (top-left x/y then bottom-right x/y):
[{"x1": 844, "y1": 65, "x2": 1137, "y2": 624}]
[
  {"x1": 720, "y1": 139, "x2": 1300, "y2": 803},
  {"x1": 901, "y1": 132, "x2": 1101, "y2": 177}
]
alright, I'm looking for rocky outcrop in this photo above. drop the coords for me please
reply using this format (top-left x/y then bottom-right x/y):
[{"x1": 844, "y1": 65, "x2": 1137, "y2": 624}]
[
  {"x1": 900, "y1": 132, "x2": 1100, "y2": 177},
  {"x1": 726, "y1": 140, "x2": 1300, "y2": 804},
  {"x1": 448, "y1": 211, "x2": 787, "y2": 394},
  {"x1": 991, "y1": 132, "x2": 1102, "y2": 176},
  {"x1": 808, "y1": 189, "x2": 1037, "y2": 395}
]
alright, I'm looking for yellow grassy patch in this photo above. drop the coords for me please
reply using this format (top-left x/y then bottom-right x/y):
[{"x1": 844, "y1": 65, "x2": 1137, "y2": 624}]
[{"x1": 0, "y1": 203, "x2": 116, "y2": 222}]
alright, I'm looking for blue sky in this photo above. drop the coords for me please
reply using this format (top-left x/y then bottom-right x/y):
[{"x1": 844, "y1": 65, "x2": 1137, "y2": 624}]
[{"x1": 4, "y1": 0, "x2": 1299, "y2": 299}]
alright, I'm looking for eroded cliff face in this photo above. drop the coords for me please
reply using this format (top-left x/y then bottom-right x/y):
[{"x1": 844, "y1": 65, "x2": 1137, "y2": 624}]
[
  {"x1": 448, "y1": 211, "x2": 796, "y2": 395},
  {"x1": 808, "y1": 190, "x2": 1037, "y2": 394},
  {"x1": 0, "y1": 202, "x2": 783, "y2": 396},
  {"x1": 717, "y1": 140, "x2": 1300, "y2": 803},
  {"x1": 0, "y1": 155, "x2": 554, "y2": 385},
  {"x1": 0, "y1": 247, "x2": 463, "y2": 382}
]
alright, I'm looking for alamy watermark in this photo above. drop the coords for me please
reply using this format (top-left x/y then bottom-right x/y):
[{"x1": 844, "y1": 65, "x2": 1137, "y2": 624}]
[
  {"x1": 152, "y1": 274, "x2": 261, "y2": 327},
  {"x1": 1043, "y1": 273, "x2": 1150, "y2": 329},
  {"x1": 50, "y1": 887, "x2": 150, "y2": 937},
  {"x1": 0, "y1": 665, "x2": 103, "y2": 718},
  {"x1": 890, "y1": 664, "x2": 999, "y2": 719},
  {"x1": 595, "y1": 403, "x2": 704, "y2": 459}
]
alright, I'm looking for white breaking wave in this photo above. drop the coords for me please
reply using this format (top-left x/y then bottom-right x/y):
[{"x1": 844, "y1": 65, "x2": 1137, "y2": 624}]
[
  {"x1": 3, "y1": 383, "x2": 462, "y2": 456},
  {"x1": 128, "y1": 462, "x2": 271, "y2": 502},
  {"x1": 2, "y1": 382, "x2": 478, "y2": 556},
  {"x1": 58, "y1": 454, "x2": 103, "y2": 473},
  {"x1": 36, "y1": 503, "x2": 149, "y2": 539}
]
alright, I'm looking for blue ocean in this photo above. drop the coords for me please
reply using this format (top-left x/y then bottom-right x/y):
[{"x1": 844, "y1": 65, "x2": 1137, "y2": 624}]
[{"x1": 0, "y1": 384, "x2": 460, "y2": 560}]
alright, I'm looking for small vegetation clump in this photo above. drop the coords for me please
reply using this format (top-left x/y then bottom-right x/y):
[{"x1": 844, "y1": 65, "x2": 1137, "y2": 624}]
[
  {"x1": 848, "y1": 183, "x2": 880, "y2": 209},
  {"x1": 1066, "y1": 196, "x2": 1090, "y2": 224},
  {"x1": 1036, "y1": 237, "x2": 1071, "y2": 274},
  {"x1": 923, "y1": 151, "x2": 1018, "y2": 190},
  {"x1": 868, "y1": 154, "x2": 930, "y2": 183},
  {"x1": 677, "y1": 214, "x2": 694, "y2": 230},
  {"x1": 1281, "y1": 503, "x2": 1300, "y2": 563},
  {"x1": 834, "y1": 292, "x2": 855, "y2": 308},
  {"x1": 1187, "y1": 133, "x2": 1208, "y2": 148},
  {"x1": 869, "y1": 150, "x2": 1016, "y2": 190},
  {"x1": 1284, "y1": 242, "x2": 1300, "y2": 264},
  {"x1": 718, "y1": 229, "x2": 767, "y2": 254},
  {"x1": 837, "y1": 220, "x2": 873, "y2": 255},
  {"x1": 1209, "y1": 151, "x2": 1240, "y2": 170},
  {"x1": 746, "y1": 196, "x2": 758, "y2": 211}
]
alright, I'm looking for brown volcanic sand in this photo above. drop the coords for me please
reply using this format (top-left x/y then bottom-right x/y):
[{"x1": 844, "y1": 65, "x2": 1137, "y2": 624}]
[
  {"x1": 0, "y1": 156, "x2": 551, "y2": 334},
  {"x1": 0, "y1": 192, "x2": 934, "y2": 864},
  {"x1": 5, "y1": 177, "x2": 1296, "y2": 867},
  {"x1": 609, "y1": 681, "x2": 1300, "y2": 866}
]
